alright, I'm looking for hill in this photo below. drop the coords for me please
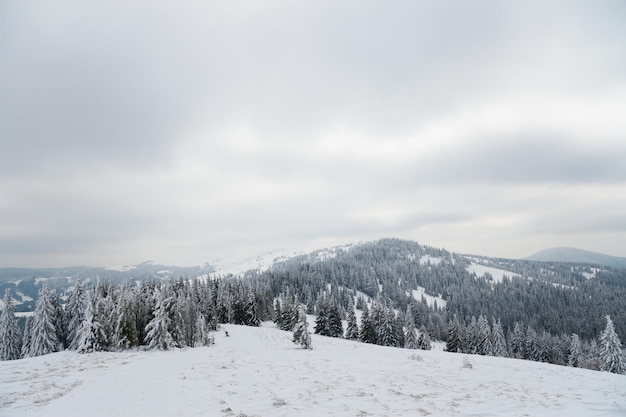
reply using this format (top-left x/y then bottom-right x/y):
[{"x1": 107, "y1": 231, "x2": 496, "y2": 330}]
[
  {"x1": 1, "y1": 322, "x2": 624, "y2": 417},
  {"x1": 525, "y1": 247, "x2": 626, "y2": 269}
]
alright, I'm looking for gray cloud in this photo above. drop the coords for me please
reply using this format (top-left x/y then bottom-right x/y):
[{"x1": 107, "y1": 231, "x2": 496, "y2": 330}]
[{"x1": 1, "y1": 0, "x2": 625, "y2": 266}]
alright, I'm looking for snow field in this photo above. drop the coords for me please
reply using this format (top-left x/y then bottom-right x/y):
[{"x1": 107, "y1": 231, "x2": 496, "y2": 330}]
[{"x1": 1, "y1": 323, "x2": 625, "y2": 417}]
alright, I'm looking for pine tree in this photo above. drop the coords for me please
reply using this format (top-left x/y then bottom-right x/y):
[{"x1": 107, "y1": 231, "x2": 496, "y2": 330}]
[
  {"x1": 568, "y1": 333, "x2": 582, "y2": 368},
  {"x1": 491, "y1": 318, "x2": 508, "y2": 357},
  {"x1": 378, "y1": 308, "x2": 398, "y2": 347},
  {"x1": 112, "y1": 287, "x2": 138, "y2": 350},
  {"x1": 24, "y1": 283, "x2": 60, "y2": 357},
  {"x1": 359, "y1": 304, "x2": 377, "y2": 344},
  {"x1": 245, "y1": 293, "x2": 260, "y2": 327},
  {"x1": 599, "y1": 315, "x2": 625, "y2": 374},
  {"x1": 404, "y1": 317, "x2": 419, "y2": 349},
  {"x1": 21, "y1": 317, "x2": 32, "y2": 358},
  {"x1": 417, "y1": 325, "x2": 432, "y2": 350},
  {"x1": 292, "y1": 306, "x2": 312, "y2": 349},
  {"x1": 193, "y1": 313, "x2": 214, "y2": 347},
  {"x1": 76, "y1": 294, "x2": 106, "y2": 353},
  {"x1": 508, "y1": 321, "x2": 526, "y2": 359},
  {"x1": 0, "y1": 289, "x2": 22, "y2": 360},
  {"x1": 144, "y1": 288, "x2": 175, "y2": 350},
  {"x1": 345, "y1": 307, "x2": 359, "y2": 340},
  {"x1": 445, "y1": 315, "x2": 462, "y2": 353},
  {"x1": 64, "y1": 280, "x2": 88, "y2": 350}
]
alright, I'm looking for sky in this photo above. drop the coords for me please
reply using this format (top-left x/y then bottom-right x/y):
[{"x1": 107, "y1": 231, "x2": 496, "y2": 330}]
[{"x1": 1, "y1": 0, "x2": 625, "y2": 267}]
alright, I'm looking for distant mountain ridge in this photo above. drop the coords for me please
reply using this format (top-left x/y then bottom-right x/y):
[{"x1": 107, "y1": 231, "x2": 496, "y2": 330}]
[{"x1": 525, "y1": 247, "x2": 626, "y2": 269}]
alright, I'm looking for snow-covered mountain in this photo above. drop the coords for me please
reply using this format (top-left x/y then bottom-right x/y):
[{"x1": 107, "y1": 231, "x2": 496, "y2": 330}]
[
  {"x1": 525, "y1": 247, "x2": 626, "y2": 269},
  {"x1": 1, "y1": 322, "x2": 624, "y2": 417}
]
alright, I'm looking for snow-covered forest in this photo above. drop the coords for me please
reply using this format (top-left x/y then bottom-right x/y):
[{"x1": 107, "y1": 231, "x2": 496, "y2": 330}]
[{"x1": 1, "y1": 239, "x2": 624, "y2": 376}]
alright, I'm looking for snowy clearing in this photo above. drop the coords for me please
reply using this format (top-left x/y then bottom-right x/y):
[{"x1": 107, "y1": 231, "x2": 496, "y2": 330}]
[
  {"x1": 467, "y1": 262, "x2": 521, "y2": 283},
  {"x1": 1, "y1": 323, "x2": 624, "y2": 417},
  {"x1": 409, "y1": 287, "x2": 447, "y2": 308}
]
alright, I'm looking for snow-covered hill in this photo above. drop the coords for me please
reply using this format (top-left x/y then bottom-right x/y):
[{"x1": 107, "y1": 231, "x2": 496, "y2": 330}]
[{"x1": 1, "y1": 323, "x2": 624, "y2": 417}]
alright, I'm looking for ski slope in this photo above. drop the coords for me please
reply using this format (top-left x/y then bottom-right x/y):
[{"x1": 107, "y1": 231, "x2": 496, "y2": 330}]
[{"x1": 1, "y1": 323, "x2": 624, "y2": 417}]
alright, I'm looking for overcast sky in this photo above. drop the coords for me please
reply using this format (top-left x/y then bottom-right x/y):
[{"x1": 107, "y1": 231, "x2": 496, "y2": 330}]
[{"x1": 1, "y1": 1, "x2": 625, "y2": 267}]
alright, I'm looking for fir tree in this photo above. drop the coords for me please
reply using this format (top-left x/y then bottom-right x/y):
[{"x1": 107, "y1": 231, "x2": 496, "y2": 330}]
[
  {"x1": 76, "y1": 295, "x2": 106, "y2": 353},
  {"x1": 20, "y1": 317, "x2": 32, "y2": 358},
  {"x1": 359, "y1": 304, "x2": 377, "y2": 344},
  {"x1": 568, "y1": 333, "x2": 582, "y2": 368},
  {"x1": 112, "y1": 287, "x2": 138, "y2": 350},
  {"x1": 599, "y1": 315, "x2": 625, "y2": 374},
  {"x1": 292, "y1": 306, "x2": 312, "y2": 349},
  {"x1": 144, "y1": 288, "x2": 175, "y2": 350},
  {"x1": 24, "y1": 283, "x2": 60, "y2": 357},
  {"x1": 378, "y1": 308, "x2": 398, "y2": 347},
  {"x1": 404, "y1": 317, "x2": 419, "y2": 349},
  {"x1": 193, "y1": 313, "x2": 214, "y2": 347},
  {"x1": 417, "y1": 325, "x2": 432, "y2": 350},
  {"x1": 64, "y1": 280, "x2": 88, "y2": 350},
  {"x1": 345, "y1": 306, "x2": 359, "y2": 340},
  {"x1": 508, "y1": 321, "x2": 526, "y2": 359},
  {"x1": 445, "y1": 315, "x2": 462, "y2": 353},
  {"x1": 0, "y1": 289, "x2": 22, "y2": 360},
  {"x1": 491, "y1": 318, "x2": 508, "y2": 357},
  {"x1": 245, "y1": 293, "x2": 261, "y2": 327}
]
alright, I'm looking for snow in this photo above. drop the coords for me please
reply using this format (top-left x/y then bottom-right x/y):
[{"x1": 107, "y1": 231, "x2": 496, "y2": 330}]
[
  {"x1": 2, "y1": 323, "x2": 624, "y2": 417},
  {"x1": 467, "y1": 262, "x2": 521, "y2": 283},
  {"x1": 208, "y1": 249, "x2": 304, "y2": 278},
  {"x1": 105, "y1": 265, "x2": 137, "y2": 272},
  {"x1": 409, "y1": 287, "x2": 447, "y2": 308}
]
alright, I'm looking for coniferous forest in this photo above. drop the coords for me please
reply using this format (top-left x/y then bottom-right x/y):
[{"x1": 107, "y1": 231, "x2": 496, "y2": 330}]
[{"x1": 0, "y1": 238, "x2": 624, "y2": 374}]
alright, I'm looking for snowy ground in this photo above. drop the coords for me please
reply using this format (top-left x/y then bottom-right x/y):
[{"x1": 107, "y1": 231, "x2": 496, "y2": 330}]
[{"x1": 1, "y1": 323, "x2": 624, "y2": 417}]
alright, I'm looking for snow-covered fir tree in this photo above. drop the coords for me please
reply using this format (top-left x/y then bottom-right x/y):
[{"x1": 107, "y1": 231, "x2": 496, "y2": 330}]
[
  {"x1": 23, "y1": 283, "x2": 61, "y2": 358},
  {"x1": 76, "y1": 294, "x2": 107, "y2": 353},
  {"x1": 0, "y1": 289, "x2": 22, "y2": 360},
  {"x1": 292, "y1": 306, "x2": 312, "y2": 349},
  {"x1": 193, "y1": 313, "x2": 214, "y2": 347},
  {"x1": 491, "y1": 318, "x2": 508, "y2": 357},
  {"x1": 404, "y1": 316, "x2": 419, "y2": 349},
  {"x1": 314, "y1": 297, "x2": 343, "y2": 338},
  {"x1": 417, "y1": 325, "x2": 432, "y2": 350},
  {"x1": 568, "y1": 333, "x2": 582, "y2": 368},
  {"x1": 378, "y1": 308, "x2": 399, "y2": 347},
  {"x1": 112, "y1": 286, "x2": 139, "y2": 350},
  {"x1": 64, "y1": 280, "x2": 88, "y2": 350},
  {"x1": 144, "y1": 288, "x2": 176, "y2": 350},
  {"x1": 508, "y1": 321, "x2": 526, "y2": 359},
  {"x1": 445, "y1": 315, "x2": 462, "y2": 353},
  {"x1": 245, "y1": 292, "x2": 261, "y2": 327},
  {"x1": 359, "y1": 304, "x2": 377, "y2": 344},
  {"x1": 599, "y1": 315, "x2": 625, "y2": 374},
  {"x1": 345, "y1": 306, "x2": 359, "y2": 340}
]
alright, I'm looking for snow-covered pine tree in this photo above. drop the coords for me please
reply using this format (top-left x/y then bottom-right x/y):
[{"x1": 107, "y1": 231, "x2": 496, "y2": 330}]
[
  {"x1": 20, "y1": 317, "x2": 32, "y2": 358},
  {"x1": 193, "y1": 313, "x2": 214, "y2": 347},
  {"x1": 508, "y1": 321, "x2": 526, "y2": 359},
  {"x1": 112, "y1": 286, "x2": 138, "y2": 350},
  {"x1": 64, "y1": 280, "x2": 88, "y2": 350},
  {"x1": 599, "y1": 315, "x2": 625, "y2": 374},
  {"x1": 292, "y1": 306, "x2": 312, "y2": 350},
  {"x1": 76, "y1": 293, "x2": 106, "y2": 353},
  {"x1": 491, "y1": 318, "x2": 508, "y2": 357},
  {"x1": 404, "y1": 316, "x2": 419, "y2": 349},
  {"x1": 24, "y1": 283, "x2": 61, "y2": 357},
  {"x1": 245, "y1": 292, "x2": 260, "y2": 327},
  {"x1": 0, "y1": 289, "x2": 22, "y2": 360},
  {"x1": 144, "y1": 288, "x2": 175, "y2": 350},
  {"x1": 445, "y1": 315, "x2": 462, "y2": 353},
  {"x1": 378, "y1": 308, "x2": 398, "y2": 347},
  {"x1": 568, "y1": 333, "x2": 582, "y2": 368},
  {"x1": 417, "y1": 325, "x2": 432, "y2": 350},
  {"x1": 345, "y1": 306, "x2": 359, "y2": 340},
  {"x1": 359, "y1": 304, "x2": 377, "y2": 344}
]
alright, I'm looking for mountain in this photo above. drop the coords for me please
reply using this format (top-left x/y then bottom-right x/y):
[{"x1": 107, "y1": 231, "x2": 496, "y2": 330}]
[
  {"x1": 525, "y1": 247, "x2": 626, "y2": 269},
  {"x1": 2, "y1": 323, "x2": 624, "y2": 417}
]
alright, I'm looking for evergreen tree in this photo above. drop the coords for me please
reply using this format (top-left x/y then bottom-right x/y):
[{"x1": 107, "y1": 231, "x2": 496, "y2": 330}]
[
  {"x1": 0, "y1": 289, "x2": 22, "y2": 360},
  {"x1": 292, "y1": 306, "x2": 312, "y2": 349},
  {"x1": 64, "y1": 280, "x2": 88, "y2": 350},
  {"x1": 568, "y1": 333, "x2": 582, "y2": 368},
  {"x1": 20, "y1": 317, "x2": 32, "y2": 358},
  {"x1": 193, "y1": 313, "x2": 214, "y2": 347},
  {"x1": 491, "y1": 318, "x2": 508, "y2": 357},
  {"x1": 245, "y1": 293, "x2": 261, "y2": 327},
  {"x1": 508, "y1": 321, "x2": 526, "y2": 359},
  {"x1": 404, "y1": 317, "x2": 419, "y2": 349},
  {"x1": 599, "y1": 315, "x2": 625, "y2": 374},
  {"x1": 76, "y1": 295, "x2": 106, "y2": 353},
  {"x1": 345, "y1": 307, "x2": 359, "y2": 340},
  {"x1": 144, "y1": 288, "x2": 175, "y2": 350},
  {"x1": 24, "y1": 283, "x2": 60, "y2": 357},
  {"x1": 417, "y1": 325, "x2": 432, "y2": 350},
  {"x1": 359, "y1": 304, "x2": 377, "y2": 344},
  {"x1": 112, "y1": 287, "x2": 138, "y2": 350},
  {"x1": 378, "y1": 308, "x2": 398, "y2": 347},
  {"x1": 445, "y1": 315, "x2": 462, "y2": 353}
]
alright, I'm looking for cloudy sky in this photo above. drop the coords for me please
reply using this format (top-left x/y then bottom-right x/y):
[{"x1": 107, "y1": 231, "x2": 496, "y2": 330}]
[{"x1": 1, "y1": 1, "x2": 625, "y2": 267}]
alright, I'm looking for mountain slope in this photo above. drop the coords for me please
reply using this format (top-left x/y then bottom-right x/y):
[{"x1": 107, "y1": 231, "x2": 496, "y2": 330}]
[
  {"x1": 2, "y1": 322, "x2": 624, "y2": 417},
  {"x1": 526, "y1": 247, "x2": 626, "y2": 269}
]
